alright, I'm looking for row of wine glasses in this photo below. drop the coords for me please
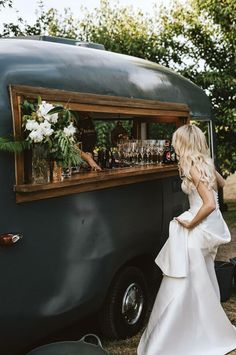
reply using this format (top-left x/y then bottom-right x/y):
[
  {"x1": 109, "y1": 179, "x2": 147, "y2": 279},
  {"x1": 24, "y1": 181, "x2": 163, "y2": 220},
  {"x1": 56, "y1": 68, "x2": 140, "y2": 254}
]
[{"x1": 115, "y1": 139, "x2": 167, "y2": 166}]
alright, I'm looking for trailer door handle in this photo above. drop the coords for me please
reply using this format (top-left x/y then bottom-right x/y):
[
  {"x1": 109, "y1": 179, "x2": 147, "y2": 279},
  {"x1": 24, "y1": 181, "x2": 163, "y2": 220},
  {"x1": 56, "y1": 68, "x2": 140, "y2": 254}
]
[{"x1": 0, "y1": 233, "x2": 23, "y2": 246}]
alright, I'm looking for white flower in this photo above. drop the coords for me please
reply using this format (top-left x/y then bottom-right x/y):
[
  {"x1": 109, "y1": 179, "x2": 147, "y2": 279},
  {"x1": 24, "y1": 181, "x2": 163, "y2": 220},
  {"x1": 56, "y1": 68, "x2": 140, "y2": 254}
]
[
  {"x1": 37, "y1": 101, "x2": 55, "y2": 118},
  {"x1": 39, "y1": 121, "x2": 54, "y2": 137},
  {"x1": 63, "y1": 123, "x2": 76, "y2": 137},
  {"x1": 25, "y1": 120, "x2": 39, "y2": 131},
  {"x1": 40, "y1": 120, "x2": 51, "y2": 129},
  {"x1": 45, "y1": 113, "x2": 58, "y2": 124},
  {"x1": 29, "y1": 130, "x2": 44, "y2": 143}
]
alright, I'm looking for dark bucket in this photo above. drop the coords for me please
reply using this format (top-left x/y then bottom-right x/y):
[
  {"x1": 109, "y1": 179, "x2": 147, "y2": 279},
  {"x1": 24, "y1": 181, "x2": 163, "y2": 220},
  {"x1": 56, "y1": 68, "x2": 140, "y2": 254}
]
[
  {"x1": 215, "y1": 260, "x2": 234, "y2": 302},
  {"x1": 26, "y1": 334, "x2": 109, "y2": 355},
  {"x1": 229, "y1": 257, "x2": 236, "y2": 286}
]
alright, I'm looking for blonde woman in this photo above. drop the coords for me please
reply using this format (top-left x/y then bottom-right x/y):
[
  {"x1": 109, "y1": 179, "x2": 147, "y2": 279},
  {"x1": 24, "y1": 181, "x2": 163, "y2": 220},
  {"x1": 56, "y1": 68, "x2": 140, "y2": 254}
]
[{"x1": 137, "y1": 124, "x2": 236, "y2": 355}]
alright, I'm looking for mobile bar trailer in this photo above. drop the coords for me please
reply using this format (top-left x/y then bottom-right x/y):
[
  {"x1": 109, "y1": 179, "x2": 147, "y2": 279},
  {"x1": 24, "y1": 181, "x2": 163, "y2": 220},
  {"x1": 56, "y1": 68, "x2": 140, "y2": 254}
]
[{"x1": 0, "y1": 37, "x2": 214, "y2": 355}]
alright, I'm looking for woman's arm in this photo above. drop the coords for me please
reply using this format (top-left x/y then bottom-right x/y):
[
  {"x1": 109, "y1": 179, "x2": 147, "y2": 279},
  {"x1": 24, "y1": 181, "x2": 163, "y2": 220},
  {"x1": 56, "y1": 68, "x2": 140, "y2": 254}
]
[
  {"x1": 215, "y1": 169, "x2": 225, "y2": 188},
  {"x1": 80, "y1": 150, "x2": 102, "y2": 171},
  {"x1": 176, "y1": 166, "x2": 216, "y2": 229}
]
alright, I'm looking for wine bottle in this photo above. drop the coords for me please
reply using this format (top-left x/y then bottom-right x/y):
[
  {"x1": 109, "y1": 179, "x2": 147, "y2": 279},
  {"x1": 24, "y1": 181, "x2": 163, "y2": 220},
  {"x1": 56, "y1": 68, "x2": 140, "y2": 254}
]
[
  {"x1": 162, "y1": 140, "x2": 171, "y2": 164},
  {"x1": 170, "y1": 145, "x2": 177, "y2": 163}
]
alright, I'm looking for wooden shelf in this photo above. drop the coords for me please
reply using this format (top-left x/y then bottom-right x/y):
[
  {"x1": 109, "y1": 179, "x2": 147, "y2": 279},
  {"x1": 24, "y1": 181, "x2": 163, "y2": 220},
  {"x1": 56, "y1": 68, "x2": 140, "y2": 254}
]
[
  {"x1": 14, "y1": 164, "x2": 179, "y2": 203},
  {"x1": 9, "y1": 85, "x2": 189, "y2": 196}
]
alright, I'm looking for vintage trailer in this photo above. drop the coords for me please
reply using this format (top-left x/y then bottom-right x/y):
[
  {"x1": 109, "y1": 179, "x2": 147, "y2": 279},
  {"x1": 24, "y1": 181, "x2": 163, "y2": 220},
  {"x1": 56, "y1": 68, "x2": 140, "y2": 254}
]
[{"x1": 0, "y1": 37, "x2": 214, "y2": 355}]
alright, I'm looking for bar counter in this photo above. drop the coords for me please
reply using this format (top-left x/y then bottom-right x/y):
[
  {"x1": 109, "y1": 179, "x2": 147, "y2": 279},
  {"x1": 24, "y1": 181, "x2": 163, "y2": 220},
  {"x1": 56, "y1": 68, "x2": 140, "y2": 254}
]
[{"x1": 14, "y1": 164, "x2": 179, "y2": 203}]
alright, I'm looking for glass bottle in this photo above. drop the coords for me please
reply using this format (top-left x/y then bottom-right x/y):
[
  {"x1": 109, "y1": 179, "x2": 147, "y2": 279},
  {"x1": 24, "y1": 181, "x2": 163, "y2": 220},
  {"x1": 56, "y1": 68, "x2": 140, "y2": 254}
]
[{"x1": 162, "y1": 140, "x2": 171, "y2": 164}]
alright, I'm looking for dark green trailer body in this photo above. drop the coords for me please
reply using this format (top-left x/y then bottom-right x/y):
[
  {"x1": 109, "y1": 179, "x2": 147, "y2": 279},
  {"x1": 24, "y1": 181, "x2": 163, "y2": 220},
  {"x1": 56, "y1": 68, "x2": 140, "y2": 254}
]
[{"x1": 0, "y1": 38, "x2": 213, "y2": 354}]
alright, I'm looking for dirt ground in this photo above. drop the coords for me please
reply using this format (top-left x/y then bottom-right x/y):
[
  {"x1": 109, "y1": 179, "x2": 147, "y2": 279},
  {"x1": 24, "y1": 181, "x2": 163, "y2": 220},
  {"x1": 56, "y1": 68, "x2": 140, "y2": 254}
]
[{"x1": 104, "y1": 173, "x2": 236, "y2": 355}]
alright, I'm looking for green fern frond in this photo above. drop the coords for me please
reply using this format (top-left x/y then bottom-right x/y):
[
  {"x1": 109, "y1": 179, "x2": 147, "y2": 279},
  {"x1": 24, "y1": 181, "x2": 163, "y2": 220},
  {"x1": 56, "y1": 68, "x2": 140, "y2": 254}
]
[{"x1": 0, "y1": 137, "x2": 29, "y2": 153}]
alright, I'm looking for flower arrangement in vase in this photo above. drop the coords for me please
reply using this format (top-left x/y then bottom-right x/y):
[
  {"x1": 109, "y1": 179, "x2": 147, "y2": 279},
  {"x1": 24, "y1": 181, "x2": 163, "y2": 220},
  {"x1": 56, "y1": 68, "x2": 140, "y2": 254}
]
[{"x1": 21, "y1": 97, "x2": 82, "y2": 183}]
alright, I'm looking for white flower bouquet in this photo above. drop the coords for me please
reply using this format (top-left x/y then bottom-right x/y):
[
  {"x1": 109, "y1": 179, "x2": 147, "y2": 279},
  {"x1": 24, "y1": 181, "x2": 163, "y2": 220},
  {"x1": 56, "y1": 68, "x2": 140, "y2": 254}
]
[{"x1": 22, "y1": 97, "x2": 82, "y2": 169}]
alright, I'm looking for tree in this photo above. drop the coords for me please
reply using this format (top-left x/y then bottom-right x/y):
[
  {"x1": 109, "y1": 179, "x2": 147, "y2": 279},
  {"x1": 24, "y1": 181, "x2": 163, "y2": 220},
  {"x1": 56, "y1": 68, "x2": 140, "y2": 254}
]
[
  {"x1": 77, "y1": 0, "x2": 188, "y2": 67},
  {"x1": 0, "y1": 0, "x2": 79, "y2": 38},
  {"x1": 1, "y1": 0, "x2": 235, "y2": 175},
  {"x1": 0, "y1": 0, "x2": 12, "y2": 9},
  {"x1": 150, "y1": 0, "x2": 236, "y2": 176},
  {"x1": 78, "y1": 0, "x2": 236, "y2": 176}
]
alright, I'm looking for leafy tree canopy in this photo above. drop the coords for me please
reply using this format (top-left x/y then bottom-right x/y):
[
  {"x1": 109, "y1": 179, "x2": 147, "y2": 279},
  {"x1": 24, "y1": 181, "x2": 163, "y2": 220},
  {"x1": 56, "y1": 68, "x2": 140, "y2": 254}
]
[
  {"x1": 0, "y1": 0, "x2": 12, "y2": 9},
  {"x1": 1, "y1": 0, "x2": 235, "y2": 176},
  {"x1": 152, "y1": 0, "x2": 236, "y2": 176}
]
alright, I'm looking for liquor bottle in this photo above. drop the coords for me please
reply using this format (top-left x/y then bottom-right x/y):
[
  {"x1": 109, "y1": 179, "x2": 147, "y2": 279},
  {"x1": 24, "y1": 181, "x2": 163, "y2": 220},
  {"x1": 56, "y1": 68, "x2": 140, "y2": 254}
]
[
  {"x1": 111, "y1": 147, "x2": 119, "y2": 168},
  {"x1": 103, "y1": 148, "x2": 108, "y2": 169},
  {"x1": 170, "y1": 145, "x2": 177, "y2": 163},
  {"x1": 109, "y1": 148, "x2": 116, "y2": 169},
  {"x1": 105, "y1": 148, "x2": 111, "y2": 169},
  {"x1": 162, "y1": 140, "x2": 171, "y2": 164},
  {"x1": 97, "y1": 148, "x2": 106, "y2": 169}
]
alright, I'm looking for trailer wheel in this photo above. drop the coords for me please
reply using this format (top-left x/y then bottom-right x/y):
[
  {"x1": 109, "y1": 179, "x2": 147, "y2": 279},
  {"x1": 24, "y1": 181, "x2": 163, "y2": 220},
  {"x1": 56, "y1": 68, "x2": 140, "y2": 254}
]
[{"x1": 99, "y1": 266, "x2": 149, "y2": 339}]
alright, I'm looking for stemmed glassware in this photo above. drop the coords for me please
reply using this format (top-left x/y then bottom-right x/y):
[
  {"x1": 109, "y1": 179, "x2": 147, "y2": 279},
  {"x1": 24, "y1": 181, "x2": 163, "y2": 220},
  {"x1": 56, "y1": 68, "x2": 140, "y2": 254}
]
[
  {"x1": 139, "y1": 143, "x2": 145, "y2": 165},
  {"x1": 145, "y1": 142, "x2": 151, "y2": 164},
  {"x1": 145, "y1": 140, "x2": 156, "y2": 164},
  {"x1": 133, "y1": 142, "x2": 140, "y2": 165},
  {"x1": 115, "y1": 139, "x2": 167, "y2": 167},
  {"x1": 117, "y1": 143, "x2": 125, "y2": 167},
  {"x1": 157, "y1": 140, "x2": 165, "y2": 164}
]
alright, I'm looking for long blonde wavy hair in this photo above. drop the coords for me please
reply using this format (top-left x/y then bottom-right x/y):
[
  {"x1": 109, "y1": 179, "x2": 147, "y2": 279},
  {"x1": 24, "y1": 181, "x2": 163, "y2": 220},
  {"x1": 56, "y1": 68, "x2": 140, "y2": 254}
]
[{"x1": 172, "y1": 124, "x2": 216, "y2": 192}]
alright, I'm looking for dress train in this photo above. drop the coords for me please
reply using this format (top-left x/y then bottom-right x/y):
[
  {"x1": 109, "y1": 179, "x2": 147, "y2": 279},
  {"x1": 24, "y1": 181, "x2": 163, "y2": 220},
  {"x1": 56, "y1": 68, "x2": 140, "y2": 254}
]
[{"x1": 137, "y1": 189, "x2": 236, "y2": 355}]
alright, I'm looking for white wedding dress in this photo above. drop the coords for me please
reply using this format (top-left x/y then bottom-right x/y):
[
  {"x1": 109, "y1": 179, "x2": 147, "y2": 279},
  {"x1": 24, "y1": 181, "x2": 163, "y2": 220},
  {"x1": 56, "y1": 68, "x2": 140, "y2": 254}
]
[{"x1": 137, "y1": 184, "x2": 236, "y2": 355}]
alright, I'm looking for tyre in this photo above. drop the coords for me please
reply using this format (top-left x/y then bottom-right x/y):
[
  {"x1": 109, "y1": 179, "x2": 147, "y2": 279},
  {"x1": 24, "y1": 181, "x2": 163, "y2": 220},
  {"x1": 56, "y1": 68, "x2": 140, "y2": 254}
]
[{"x1": 99, "y1": 266, "x2": 149, "y2": 339}]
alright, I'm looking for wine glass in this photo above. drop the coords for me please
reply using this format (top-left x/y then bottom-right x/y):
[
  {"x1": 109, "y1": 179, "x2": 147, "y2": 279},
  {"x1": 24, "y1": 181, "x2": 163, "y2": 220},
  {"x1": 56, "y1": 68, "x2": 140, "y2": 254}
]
[
  {"x1": 139, "y1": 141, "x2": 145, "y2": 165},
  {"x1": 145, "y1": 142, "x2": 151, "y2": 165},
  {"x1": 117, "y1": 143, "x2": 125, "y2": 167},
  {"x1": 146, "y1": 140, "x2": 156, "y2": 164},
  {"x1": 134, "y1": 142, "x2": 140, "y2": 165},
  {"x1": 157, "y1": 140, "x2": 165, "y2": 164},
  {"x1": 122, "y1": 142, "x2": 131, "y2": 166}
]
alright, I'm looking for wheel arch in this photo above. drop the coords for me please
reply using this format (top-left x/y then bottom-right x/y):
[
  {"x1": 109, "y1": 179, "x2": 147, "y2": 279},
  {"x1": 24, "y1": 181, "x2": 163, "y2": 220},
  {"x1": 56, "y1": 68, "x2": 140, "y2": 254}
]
[{"x1": 104, "y1": 252, "x2": 161, "y2": 300}]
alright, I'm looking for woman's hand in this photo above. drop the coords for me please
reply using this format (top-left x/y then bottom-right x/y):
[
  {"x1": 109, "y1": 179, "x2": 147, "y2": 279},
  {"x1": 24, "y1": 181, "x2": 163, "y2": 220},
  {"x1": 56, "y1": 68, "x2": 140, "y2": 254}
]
[
  {"x1": 175, "y1": 218, "x2": 193, "y2": 229},
  {"x1": 89, "y1": 161, "x2": 102, "y2": 171},
  {"x1": 80, "y1": 151, "x2": 102, "y2": 171},
  {"x1": 175, "y1": 167, "x2": 216, "y2": 230},
  {"x1": 86, "y1": 156, "x2": 102, "y2": 171}
]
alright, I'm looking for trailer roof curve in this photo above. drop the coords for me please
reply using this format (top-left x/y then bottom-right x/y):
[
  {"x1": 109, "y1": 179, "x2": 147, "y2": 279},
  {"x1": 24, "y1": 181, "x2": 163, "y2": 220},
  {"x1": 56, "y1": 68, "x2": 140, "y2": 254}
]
[{"x1": 0, "y1": 38, "x2": 212, "y2": 120}]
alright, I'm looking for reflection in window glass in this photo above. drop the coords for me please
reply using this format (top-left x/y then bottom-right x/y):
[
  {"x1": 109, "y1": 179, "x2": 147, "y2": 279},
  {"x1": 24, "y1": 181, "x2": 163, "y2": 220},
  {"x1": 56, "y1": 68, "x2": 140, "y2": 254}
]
[
  {"x1": 94, "y1": 120, "x2": 133, "y2": 148},
  {"x1": 148, "y1": 123, "x2": 176, "y2": 140}
]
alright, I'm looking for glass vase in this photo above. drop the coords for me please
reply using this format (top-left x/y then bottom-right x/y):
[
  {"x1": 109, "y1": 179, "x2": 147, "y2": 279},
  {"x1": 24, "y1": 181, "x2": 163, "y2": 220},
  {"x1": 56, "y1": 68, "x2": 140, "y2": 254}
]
[
  {"x1": 31, "y1": 145, "x2": 49, "y2": 184},
  {"x1": 49, "y1": 160, "x2": 63, "y2": 182},
  {"x1": 61, "y1": 166, "x2": 72, "y2": 179}
]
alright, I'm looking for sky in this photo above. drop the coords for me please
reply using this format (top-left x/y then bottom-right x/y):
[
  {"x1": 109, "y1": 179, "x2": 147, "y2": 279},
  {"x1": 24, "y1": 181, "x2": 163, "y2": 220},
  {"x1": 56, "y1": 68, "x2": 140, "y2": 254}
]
[{"x1": 0, "y1": 0, "x2": 174, "y2": 29}]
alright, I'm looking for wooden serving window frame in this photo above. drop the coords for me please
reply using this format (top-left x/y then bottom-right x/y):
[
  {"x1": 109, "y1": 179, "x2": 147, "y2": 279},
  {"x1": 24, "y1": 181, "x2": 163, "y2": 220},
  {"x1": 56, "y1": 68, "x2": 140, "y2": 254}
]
[{"x1": 9, "y1": 84, "x2": 190, "y2": 203}]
